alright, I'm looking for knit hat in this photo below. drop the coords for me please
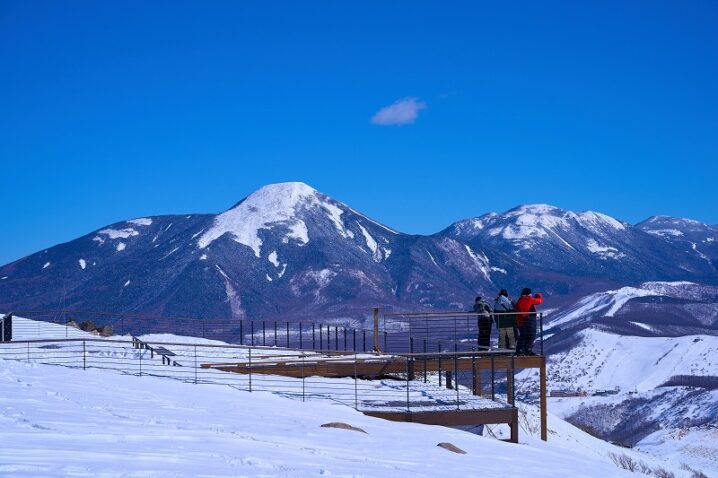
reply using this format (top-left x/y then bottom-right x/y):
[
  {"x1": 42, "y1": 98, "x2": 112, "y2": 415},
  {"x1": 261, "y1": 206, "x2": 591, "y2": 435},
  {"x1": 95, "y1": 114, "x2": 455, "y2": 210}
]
[{"x1": 521, "y1": 287, "x2": 532, "y2": 296}]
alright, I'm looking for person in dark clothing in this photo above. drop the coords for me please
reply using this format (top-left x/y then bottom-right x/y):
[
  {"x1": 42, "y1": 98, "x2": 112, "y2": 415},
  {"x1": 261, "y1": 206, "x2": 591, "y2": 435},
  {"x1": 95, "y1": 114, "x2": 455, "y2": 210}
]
[
  {"x1": 473, "y1": 295, "x2": 493, "y2": 349},
  {"x1": 514, "y1": 288, "x2": 543, "y2": 356},
  {"x1": 493, "y1": 289, "x2": 516, "y2": 349}
]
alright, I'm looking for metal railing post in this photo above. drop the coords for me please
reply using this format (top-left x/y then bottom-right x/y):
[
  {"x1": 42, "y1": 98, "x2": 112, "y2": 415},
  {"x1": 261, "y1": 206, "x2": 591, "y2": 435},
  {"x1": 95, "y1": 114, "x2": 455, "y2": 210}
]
[
  {"x1": 274, "y1": 321, "x2": 278, "y2": 346},
  {"x1": 139, "y1": 347, "x2": 142, "y2": 377},
  {"x1": 491, "y1": 355, "x2": 495, "y2": 401},
  {"x1": 286, "y1": 322, "x2": 290, "y2": 348},
  {"x1": 83, "y1": 340, "x2": 86, "y2": 370},
  {"x1": 540, "y1": 312, "x2": 544, "y2": 356},
  {"x1": 373, "y1": 307, "x2": 380, "y2": 352},
  {"x1": 262, "y1": 321, "x2": 266, "y2": 346},
  {"x1": 354, "y1": 352, "x2": 358, "y2": 409},
  {"x1": 406, "y1": 356, "x2": 410, "y2": 412},
  {"x1": 248, "y1": 348, "x2": 252, "y2": 392},
  {"x1": 423, "y1": 338, "x2": 427, "y2": 383},
  {"x1": 301, "y1": 353, "x2": 305, "y2": 402},
  {"x1": 438, "y1": 341, "x2": 442, "y2": 387},
  {"x1": 454, "y1": 344, "x2": 459, "y2": 409}
]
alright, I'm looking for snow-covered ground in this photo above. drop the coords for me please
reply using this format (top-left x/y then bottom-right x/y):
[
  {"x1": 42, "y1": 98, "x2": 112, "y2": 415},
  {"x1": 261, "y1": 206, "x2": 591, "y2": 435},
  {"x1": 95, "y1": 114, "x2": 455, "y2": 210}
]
[
  {"x1": 540, "y1": 326, "x2": 718, "y2": 474},
  {"x1": 0, "y1": 317, "x2": 709, "y2": 477},
  {"x1": 1, "y1": 356, "x2": 679, "y2": 478}
]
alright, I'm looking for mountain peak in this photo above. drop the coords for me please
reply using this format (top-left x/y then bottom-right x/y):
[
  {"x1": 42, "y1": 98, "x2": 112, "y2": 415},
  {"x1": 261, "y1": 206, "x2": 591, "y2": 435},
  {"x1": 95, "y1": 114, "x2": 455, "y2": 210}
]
[
  {"x1": 197, "y1": 181, "x2": 353, "y2": 256},
  {"x1": 507, "y1": 204, "x2": 562, "y2": 215}
]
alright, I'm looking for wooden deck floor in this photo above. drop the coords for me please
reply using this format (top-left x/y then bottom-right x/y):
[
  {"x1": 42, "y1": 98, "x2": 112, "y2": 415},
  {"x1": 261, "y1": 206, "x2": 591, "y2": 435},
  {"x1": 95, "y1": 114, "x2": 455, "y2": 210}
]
[{"x1": 202, "y1": 351, "x2": 547, "y2": 442}]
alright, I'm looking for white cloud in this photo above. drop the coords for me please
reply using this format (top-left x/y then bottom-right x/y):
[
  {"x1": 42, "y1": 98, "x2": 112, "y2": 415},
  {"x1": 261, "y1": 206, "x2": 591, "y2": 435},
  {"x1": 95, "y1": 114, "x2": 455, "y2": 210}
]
[{"x1": 370, "y1": 97, "x2": 427, "y2": 126}]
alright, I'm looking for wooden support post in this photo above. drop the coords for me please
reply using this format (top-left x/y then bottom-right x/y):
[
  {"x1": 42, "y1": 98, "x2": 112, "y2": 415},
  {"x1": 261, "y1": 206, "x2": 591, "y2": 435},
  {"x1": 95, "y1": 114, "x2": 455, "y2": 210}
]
[
  {"x1": 474, "y1": 368, "x2": 484, "y2": 397},
  {"x1": 540, "y1": 356, "x2": 547, "y2": 441},
  {"x1": 373, "y1": 307, "x2": 380, "y2": 352},
  {"x1": 507, "y1": 364, "x2": 514, "y2": 405},
  {"x1": 510, "y1": 413, "x2": 519, "y2": 444}
]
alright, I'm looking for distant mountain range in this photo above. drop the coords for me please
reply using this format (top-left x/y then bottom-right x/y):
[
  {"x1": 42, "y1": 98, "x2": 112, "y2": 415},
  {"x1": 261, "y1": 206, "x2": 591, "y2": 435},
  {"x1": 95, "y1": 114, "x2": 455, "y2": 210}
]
[{"x1": 1, "y1": 181, "x2": 716, "y2": 321}]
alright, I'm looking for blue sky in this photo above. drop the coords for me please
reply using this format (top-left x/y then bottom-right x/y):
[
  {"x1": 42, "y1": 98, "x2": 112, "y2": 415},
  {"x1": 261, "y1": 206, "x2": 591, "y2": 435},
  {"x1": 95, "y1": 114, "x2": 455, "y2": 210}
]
[{"x1": 1, "y1": 1, "x2": 717, "y2": 264}]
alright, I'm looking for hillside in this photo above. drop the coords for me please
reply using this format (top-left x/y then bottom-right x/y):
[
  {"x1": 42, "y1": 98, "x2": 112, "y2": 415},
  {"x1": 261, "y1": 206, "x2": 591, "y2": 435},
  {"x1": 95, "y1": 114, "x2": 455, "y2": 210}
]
[{"x1": 0, "y1": 322, "x2": 696, "y2": 478}]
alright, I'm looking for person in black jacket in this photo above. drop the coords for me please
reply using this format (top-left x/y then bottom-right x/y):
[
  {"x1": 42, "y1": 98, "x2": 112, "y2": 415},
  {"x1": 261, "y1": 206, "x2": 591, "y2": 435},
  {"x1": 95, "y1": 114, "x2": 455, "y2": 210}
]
[{"x1": 473, "y1": 295, "x2": 493, "y2": 349}]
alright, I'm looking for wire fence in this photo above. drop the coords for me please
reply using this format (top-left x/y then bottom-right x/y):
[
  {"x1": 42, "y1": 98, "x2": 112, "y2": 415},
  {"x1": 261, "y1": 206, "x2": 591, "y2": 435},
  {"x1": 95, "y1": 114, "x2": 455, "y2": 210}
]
[
  {"x1": 0, "y1": 333, "x2": 516, "y2": 414},
  {"x1": 7, "y1": 309, "x2": 545, "y2": 356}
]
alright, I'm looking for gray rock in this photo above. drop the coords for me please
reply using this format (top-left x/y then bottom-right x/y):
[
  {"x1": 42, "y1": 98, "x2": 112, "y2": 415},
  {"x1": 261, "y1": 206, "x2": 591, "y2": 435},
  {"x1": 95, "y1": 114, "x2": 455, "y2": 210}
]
[
  {"x1": 437, "y1": 442, "x2": 466, "y2": 454},
  {"x1": 320, "y1": 422, "x2": 367, "y2": 434},
  {"x1": 98, "y1": 325, "x2": 113, "y2": 337}
]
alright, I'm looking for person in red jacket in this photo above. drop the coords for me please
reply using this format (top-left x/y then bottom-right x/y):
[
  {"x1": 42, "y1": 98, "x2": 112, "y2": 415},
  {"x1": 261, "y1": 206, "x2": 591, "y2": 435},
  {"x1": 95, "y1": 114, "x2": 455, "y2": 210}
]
[{"x1": 514, "y1": 288, "x2": 543, "y2": 356}]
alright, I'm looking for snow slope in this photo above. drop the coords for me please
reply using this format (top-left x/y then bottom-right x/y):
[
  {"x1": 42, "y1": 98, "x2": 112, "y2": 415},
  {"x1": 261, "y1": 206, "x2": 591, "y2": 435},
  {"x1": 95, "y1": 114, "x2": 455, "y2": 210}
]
[
  {"x1": 0, "y1": 357, "x2": 664, "y2": 478},
  {"x1": 1, "y1": 317, "x2": 695, "y2": 477}
]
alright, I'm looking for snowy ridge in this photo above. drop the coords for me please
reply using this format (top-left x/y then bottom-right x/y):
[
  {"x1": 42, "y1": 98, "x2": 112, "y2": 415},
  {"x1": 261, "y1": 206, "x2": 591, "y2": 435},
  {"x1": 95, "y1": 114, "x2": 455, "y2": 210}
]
[{"x1": 548, "y1": 328, "x2": 718, "y2": 392}]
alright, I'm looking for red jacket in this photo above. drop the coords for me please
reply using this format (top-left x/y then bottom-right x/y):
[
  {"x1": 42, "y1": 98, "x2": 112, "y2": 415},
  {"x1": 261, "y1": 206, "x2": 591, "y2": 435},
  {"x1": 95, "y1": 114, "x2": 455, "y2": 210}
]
[{"x1": 515, "y1": 293, "x2": 543, "y2": 326}]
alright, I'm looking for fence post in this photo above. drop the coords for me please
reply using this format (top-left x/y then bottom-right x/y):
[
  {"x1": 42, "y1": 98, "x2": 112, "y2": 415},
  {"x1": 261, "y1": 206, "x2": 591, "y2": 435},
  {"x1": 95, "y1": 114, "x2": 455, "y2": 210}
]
[
  {"x1": 352, "y1": 329, "x2": 356, "y2": 352},
  {"x1": 438, "y1": 341, "x2": 442, "y2": 387},
  {"x1": 319, "y1": 325, "x2": 323, "y2": 350},
  {"x1": 454, "y1": 344, "x2": 459, "y2": 409},
  {"x1": 509, "y1": 355, "x2": 515, "y2": 406},
  {"x1": 274, "y1": 321, "x2": 278, "y2": 346},
  {"x1": 248, "y1": 348, "x2": 252, "y2": 392},
  {"x1": 83, "y1": 340, "x2": 86, "y2": 370},
  {"x1": 373, "y1": 307, "x2": 380, "y2": 352},
  {"x1": 423, "y1": 338, "x2": 427, "y2": 383},
  {"x1": 343, "y1": 327, "x2": 347, "y2": 351},
  {"x1": 139, "y1": 347, "x2": 142, "y2": 377},
  {"x1": 472, "y1": 353, "x2": 477, "y2": 396},
  {"x1": 1, "y1": 313, "x2": 12, "y2": 342},
  {"x1": 354, "y1": 352, "x2": 358, "y2": 409},
  {"x1": 301, "y1": 352, "x2": 305, "y2": 402},
  {"x1": 286, "y1": 322, "x2": 290, "y2": 348},
  {"x1": 334, "y1": 326, "x2": 338, "y2": 351},
  {"x1": 262, "y1": 321, "x2": 266, "y2": 346},
  {"x1": 251, "y1": 321, "x2": 255, "y2": 346},
  {"x1": 491, "y1": 355, "x2": 495, "y2": 400},
  {"x1": 26, "y1": 341, "x2": 30, "y2": 362},
  {"x1": 540, "y1": 312, "x2": 544, "y2": 356},
  {"x1": 406, "y1": 356, "x2": 410, "y2": 412}
]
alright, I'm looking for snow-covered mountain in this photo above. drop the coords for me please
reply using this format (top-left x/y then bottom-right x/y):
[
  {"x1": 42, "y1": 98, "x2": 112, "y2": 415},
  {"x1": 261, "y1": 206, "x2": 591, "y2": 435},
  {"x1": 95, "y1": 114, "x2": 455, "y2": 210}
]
[
  {"x1": 637, "y1": 215, "x2": 718, "y2": 271},
  {"x1": 0, "y1": 182, "x2": 494, "y2": 320},
  {"x1": 441, "y1": 205, "x2": 717, "y2": 297},
  {"x1": 544, "y1": 327, "x2": 718, "y2": 471},
  {"x1": 1, "y1": 183, "x2": 717, "y2": 322},
  {"x1": 526, "y1": 282, "x2": 718, "y2": 471}
]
